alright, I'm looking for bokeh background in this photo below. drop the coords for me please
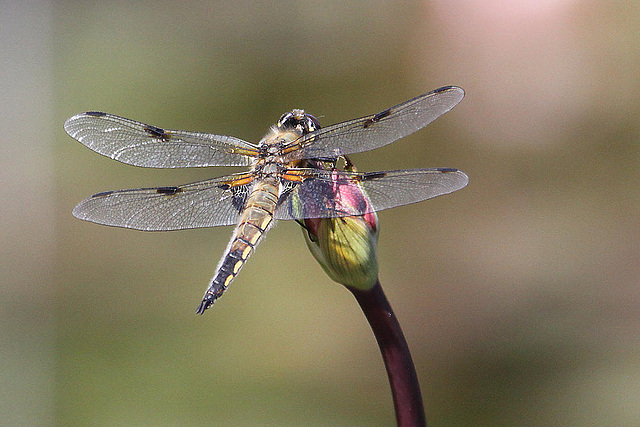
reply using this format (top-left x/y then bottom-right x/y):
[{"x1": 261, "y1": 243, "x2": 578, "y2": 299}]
[{"x1": 2, "y1": 1, "x2": 638, "y2": 425}]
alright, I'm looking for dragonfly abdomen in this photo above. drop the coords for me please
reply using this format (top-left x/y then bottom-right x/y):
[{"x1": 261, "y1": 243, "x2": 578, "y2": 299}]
[{"x1": 196, "y1": 179, "x2": 279, "y2": 314}]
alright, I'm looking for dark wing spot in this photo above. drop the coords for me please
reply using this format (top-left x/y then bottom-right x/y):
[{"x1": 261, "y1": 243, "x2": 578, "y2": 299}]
[
  {"x1": 85, "y1": 111, "x2": 106, "y2": 117},
  {"x1": 156, "y1": 186, "x2": 182, "y2": 195},
  {"x1": 360, "y1": 171, "x2": 387, "y2": 181},
  {"x1": 92, "y1": 190, "x2": 115, "y2": 197},
  {"x1": 438, "y1": 168, "x2": 459, "y2": 173},
  {"x1": 362, "y1": 108, "x2": 391, "y2": 129},
  {"x1": 434, "y1": 86, "x2": 455, "y2": 93},
  {"x1": 217, "y1": 183, "x2": 231, "y2": 191},
  {"x1": 144, "y1": 125, "x2": 170, "y2": 141},
  {"x1": 373, "y1": 108, "x2": 391, "y2": 122}
]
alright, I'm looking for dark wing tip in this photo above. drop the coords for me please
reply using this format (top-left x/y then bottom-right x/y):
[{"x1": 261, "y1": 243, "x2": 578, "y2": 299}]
[
  {"x1": 434, "y1": 85, "x2": 465, "y2": 95},
  {"x1": 90, "y1": 190, "x2": 115, "y2": 198},
  {"x1": 447, "y1": 169, "x2": 470, "y2": 187},
  {"x1": 64, "y1": 111, "x2": 106, "y2": 135}
]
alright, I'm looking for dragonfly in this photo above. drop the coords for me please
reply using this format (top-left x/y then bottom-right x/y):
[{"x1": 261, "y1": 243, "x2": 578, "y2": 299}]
[{"x1": 65, "y1": 86, "x2": 468, "y2": 314}]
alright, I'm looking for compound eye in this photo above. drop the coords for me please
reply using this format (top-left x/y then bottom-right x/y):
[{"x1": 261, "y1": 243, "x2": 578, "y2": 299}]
[
  {"x1": 277, "y1": 110, "x2": 321, "y2": 134},
  {"x1": 277, "y1": 112, "x2": 296, "y2": 129},
  {"x1": 304, "y1": 114, "x2": 320, "y2": 132}
]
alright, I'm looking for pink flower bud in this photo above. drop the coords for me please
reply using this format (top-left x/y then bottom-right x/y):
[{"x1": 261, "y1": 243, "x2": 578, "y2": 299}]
[{"x1": 301, "y1": 160, "x2": 379, "y2": 290}]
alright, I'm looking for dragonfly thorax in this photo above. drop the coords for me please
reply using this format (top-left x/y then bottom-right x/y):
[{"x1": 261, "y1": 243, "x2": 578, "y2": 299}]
[
  {"x1": 250, "y1": 157, "x2": 288, "y2": 180},
  {"x1": 258, "y1": 162, "x2": 282, "y2": 175}
]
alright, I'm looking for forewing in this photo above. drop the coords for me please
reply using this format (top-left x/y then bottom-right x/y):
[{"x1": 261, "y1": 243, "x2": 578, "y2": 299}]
[
  {"x1": 73, "y1": 174, "x2": 252, "y2": 231},
  {"x1": 64, "y1": 112, "x2": 258, "y2": 168},
  {"x1": 275, "y1": 168, "x2": 468, "y2": 220},
  {"x1": 282, "y1": 86, "x2": 464, "y2": 161}
]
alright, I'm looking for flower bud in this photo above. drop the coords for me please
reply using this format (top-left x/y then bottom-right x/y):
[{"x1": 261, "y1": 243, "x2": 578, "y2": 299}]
[{"x1": 301, "y1": 158, "x2": 379, "y2": 290}]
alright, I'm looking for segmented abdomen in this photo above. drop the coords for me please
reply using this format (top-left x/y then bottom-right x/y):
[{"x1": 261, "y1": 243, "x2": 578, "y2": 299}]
[{"x1": 196, "y1": 179, "x2": 279, "y2": 314}]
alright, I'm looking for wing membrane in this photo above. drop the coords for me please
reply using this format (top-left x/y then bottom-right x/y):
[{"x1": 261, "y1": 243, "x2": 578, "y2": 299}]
[
  {"x1": 283, "y1": 86, "x2": 464, "y2": 161},
  {"x1": 64, "y1": 112, "x2": 258, "y2": 168},
  {"x1": 73, "y1": 174, "x2": 253, "y2": 231},
  {"x1": 275, "y1": 167, "x2": 468, "y2": 220}
]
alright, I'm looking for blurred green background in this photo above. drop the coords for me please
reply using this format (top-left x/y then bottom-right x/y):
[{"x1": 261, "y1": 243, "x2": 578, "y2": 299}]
[{"x1": 2, "y1": 1, "x2": 639, "y2": 425}]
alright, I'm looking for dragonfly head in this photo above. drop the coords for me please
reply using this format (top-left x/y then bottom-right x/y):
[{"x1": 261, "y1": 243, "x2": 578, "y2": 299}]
[{"x1": 277, "y1": 109, "x2": 321, "y2": 135}]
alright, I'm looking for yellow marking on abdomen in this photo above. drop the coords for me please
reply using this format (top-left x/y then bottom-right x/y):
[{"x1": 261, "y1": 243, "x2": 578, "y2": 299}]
[
  {"x1": 223, "y1": 273, "x2": 234, "y2": 288},
  {"x1": 199, "y1": 178, "x2": 280, "y2": 310},
  {"x1": 233, "y1": 259, "x2": 244, "y2": 274},
  {"x1": 229, "y1": 238, "x2": 254, "y2": 259}
]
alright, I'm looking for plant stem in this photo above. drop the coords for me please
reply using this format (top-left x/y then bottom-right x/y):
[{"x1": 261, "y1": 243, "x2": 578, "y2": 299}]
[{"x1": 349, "y1": 279, "x2": 427, "y2": 427}]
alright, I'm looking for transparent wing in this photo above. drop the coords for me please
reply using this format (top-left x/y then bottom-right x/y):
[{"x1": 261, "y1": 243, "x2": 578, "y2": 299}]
[
  {"x1": 275, "y1": 167, "x2": 468, "y2": 220},
  {"x1": 282, "y1": 86, "x2": 464, "y2": 161},
  {"x1": 73, "y1": 174, "x2": 253, "y2": 231},
  {"x1": 64, "y1": 112, "x2": 258, "y2": 168}
]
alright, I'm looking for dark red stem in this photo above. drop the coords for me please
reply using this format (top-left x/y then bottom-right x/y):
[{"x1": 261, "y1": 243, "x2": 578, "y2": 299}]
[{"x1": 349, "y1": 280, "x2": 427, "y2": 427}]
